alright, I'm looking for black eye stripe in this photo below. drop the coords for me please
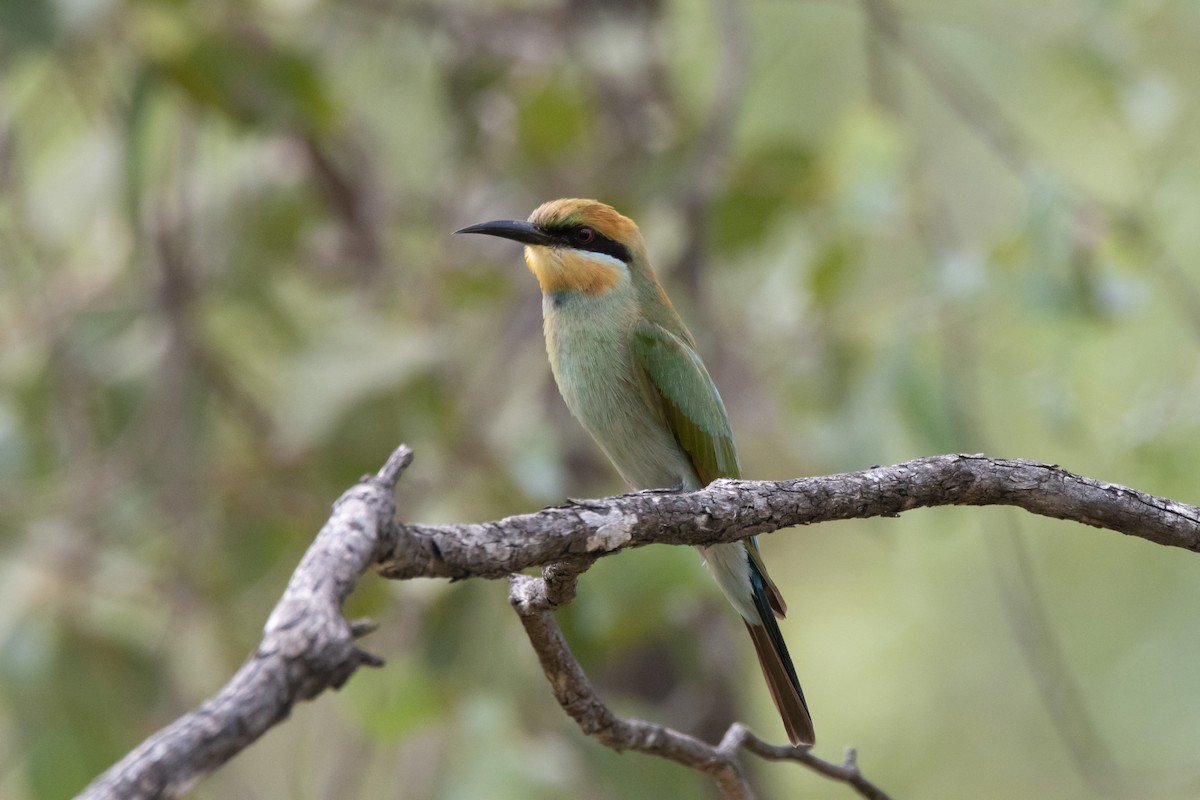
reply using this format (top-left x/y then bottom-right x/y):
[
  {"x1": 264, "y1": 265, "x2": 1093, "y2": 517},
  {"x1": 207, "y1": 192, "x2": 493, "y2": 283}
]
[{"x1": 542, "y1": 224, "x2": 632, "y2": 264}]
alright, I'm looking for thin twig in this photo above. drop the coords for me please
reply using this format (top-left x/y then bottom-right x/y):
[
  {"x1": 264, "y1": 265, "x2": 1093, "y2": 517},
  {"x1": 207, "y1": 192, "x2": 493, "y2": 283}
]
[{"x1": 720, "y1": 724, "x2": 893, "y2": 800}]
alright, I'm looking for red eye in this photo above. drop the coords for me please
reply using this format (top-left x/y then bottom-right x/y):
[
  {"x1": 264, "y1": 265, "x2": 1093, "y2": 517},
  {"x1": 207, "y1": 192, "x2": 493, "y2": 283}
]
[{"x1": 576, "y1": 227, "x2": 595, "y2": 245}]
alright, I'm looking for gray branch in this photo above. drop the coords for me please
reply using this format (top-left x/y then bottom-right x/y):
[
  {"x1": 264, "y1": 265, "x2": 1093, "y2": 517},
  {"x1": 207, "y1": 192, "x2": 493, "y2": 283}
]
[
  {"x1": 510, "y1": 565, "x2": 892, "y2": 800},
  {"x1": 77, "y1": 449, "x2": 1200, "y2": 799},
  {"x1": 76, "y1": 448, "x2": 414, "y2": 800},
  {"x1": 379, "y1": 453, "x2": 1200, "y2": 581}
]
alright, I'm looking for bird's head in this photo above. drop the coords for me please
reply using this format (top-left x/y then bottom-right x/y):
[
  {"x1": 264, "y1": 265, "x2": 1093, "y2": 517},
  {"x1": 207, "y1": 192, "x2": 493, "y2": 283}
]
[{"x1": 456, "y1": 198, "x2": 649, "y2": 297}]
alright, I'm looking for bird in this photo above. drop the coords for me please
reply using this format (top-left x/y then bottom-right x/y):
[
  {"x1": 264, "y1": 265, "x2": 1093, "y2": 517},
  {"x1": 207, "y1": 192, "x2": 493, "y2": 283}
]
[{"x1": 456, "y1": 198, "x2": 815, "y2": 746}]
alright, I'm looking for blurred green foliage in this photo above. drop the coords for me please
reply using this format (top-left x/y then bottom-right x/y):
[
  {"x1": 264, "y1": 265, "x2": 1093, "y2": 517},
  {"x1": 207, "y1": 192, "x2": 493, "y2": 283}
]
[{"x1": 1, "y1": 0, "x2": 1199, "y2": 797}]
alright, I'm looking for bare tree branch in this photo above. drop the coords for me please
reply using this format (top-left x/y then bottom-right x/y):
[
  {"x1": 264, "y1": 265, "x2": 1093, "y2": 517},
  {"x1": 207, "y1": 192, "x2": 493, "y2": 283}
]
[
  {"x1": 77, "y1": 448, "x2": 1200, "y2": 799},
  {"x1": 510, "y1": 564, "x2": 756, "y2": 799},
  {"x1": 77, "y1": 447, "x2": 414, "y2": 800},
  {"x1": 379, "y1": 453, "x2": 1200, "y2": 582},
  {"x1": 510, "y1": 565, "x2": 894, "y2": 800}
]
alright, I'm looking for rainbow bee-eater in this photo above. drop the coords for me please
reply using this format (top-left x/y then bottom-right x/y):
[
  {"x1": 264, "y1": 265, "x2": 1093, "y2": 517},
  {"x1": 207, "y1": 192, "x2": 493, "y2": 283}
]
[{"x1": 456, "y1": 198, "x2": 815, "y2": 746}]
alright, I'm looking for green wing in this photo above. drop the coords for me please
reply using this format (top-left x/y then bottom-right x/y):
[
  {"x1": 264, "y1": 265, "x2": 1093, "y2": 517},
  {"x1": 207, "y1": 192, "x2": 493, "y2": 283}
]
[
  {"x1": 630, "y1": 318, "x2": 787, "y2": 617},
  {"x1": 630, "y1": 318, "x2": 740, "y2": 484}
]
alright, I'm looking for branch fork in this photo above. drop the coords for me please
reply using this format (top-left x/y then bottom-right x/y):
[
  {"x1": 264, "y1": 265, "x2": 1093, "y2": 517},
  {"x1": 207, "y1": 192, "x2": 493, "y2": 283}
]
[{"x1": 77, "y1": 446, "x2": 1200, "y2": 799}]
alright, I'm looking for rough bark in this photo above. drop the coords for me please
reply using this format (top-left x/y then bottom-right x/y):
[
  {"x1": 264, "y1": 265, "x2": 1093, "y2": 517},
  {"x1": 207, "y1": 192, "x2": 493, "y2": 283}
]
[
  {"x1": 77, "y1": 448, "x2": 412, "y2": 800},
  {"x1": 76, "y1": 448, "x2": 1200, "y2": 799},
  {"x1": 379, "y1": 453, "x2": 1200, "y2": 582}
]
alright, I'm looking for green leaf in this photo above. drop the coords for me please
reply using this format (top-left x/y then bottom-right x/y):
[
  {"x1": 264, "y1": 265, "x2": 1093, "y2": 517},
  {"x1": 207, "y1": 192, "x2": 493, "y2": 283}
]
[
  {"x1": 809, "y1": 238, "x2": 858, "y2": 311},
  {"x1": 516, "y1": 82, "x2": 592, "y2": 160},
  {"x1": 156, "y1": 34, "x2": 337, "y2": 135},
  {"x1": 0, "y1": 0, "x2": 54, "y2": 57},
  {"x1": 712, "y1": 142, "x2": 819, "y2": 252}
]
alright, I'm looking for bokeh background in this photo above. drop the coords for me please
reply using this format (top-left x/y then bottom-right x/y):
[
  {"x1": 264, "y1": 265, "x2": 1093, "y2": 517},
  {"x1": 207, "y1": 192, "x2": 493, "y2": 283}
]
[{"x1": 2, "y1": 0, "x2": 1200, "y2": 797}]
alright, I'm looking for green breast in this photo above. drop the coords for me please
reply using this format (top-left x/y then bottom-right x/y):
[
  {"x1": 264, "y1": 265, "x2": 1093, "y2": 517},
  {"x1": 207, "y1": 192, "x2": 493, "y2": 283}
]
[{"x1": 542, "y1": 292, "x2": 696, "y2": 490}]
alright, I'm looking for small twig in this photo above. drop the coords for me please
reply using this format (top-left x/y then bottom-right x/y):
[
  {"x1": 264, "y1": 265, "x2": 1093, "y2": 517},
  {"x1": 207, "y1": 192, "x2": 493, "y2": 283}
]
[
  {"x1": 375, "y1": 444, "x2": 416, "y2": 487},
  {"x1": 721, "y1": 725, "x2": 893, "y2": 800}
]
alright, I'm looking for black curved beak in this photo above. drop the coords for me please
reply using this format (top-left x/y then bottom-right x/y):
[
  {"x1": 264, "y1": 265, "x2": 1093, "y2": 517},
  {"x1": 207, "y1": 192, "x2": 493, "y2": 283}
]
[{"x1": 454, "y1": 219, "x2": 555, "y2": 246}]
